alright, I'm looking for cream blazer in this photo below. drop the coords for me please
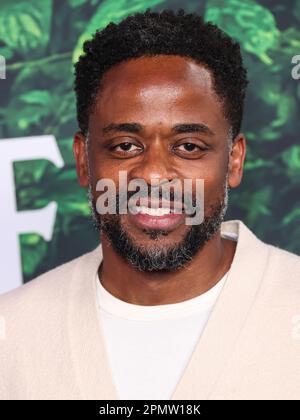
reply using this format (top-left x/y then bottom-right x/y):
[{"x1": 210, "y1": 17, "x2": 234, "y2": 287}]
[{"x1": 1, "y1": 219, "x2": 300, "y2": 400}]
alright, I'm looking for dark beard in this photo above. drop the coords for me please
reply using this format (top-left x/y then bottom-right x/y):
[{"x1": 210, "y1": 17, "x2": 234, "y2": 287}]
[{"x1": 88, "y1": 189, "x2": 228, "y2": 272}]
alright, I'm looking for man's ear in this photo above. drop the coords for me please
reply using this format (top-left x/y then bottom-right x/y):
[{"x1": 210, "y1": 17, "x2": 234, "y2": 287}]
[
  {"x1": 73, "y1": 131, "x2": 89, "y2": 188},
  {"x1": 228, "y1": 133, "x2": 246, "y2": 189}
]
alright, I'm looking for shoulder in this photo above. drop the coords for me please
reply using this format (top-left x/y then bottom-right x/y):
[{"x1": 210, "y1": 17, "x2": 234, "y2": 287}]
[
  {"x1": 267, "y1": 242, "x2": 300, "y2": 275},
  {"x1": 255, "y1": 242, "x2": 300, "y2": 313},
  {"x1": 0, "y1": 246, "x2": 101, "y2": 399},
  {"x1": 231, "y1": 219, "x2": 300, "y2": 274},
  {"x1": 0, "y1": 245, "x2": 100, "y2": 321}
]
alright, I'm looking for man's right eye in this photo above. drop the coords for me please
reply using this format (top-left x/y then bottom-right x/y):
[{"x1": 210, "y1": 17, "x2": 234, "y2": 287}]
[{"x1": 110, "y1": 142, "x2": 143, "y2": 156}]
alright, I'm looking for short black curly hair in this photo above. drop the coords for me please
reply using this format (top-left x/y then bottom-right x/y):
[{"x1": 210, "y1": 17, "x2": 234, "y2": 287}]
[{"x1": 74, "y1": 8, "x2": 248, "y2": 139}]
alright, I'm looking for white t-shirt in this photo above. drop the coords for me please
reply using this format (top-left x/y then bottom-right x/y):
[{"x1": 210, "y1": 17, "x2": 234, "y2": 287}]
[{"x1": 96, "y1": 231, "x2": 238, "y2": 400}]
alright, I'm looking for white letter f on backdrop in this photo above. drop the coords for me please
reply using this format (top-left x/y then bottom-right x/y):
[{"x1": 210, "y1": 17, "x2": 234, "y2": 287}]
[{"x1": 0, "y1": 135, "x2": 64, "y2": 294}]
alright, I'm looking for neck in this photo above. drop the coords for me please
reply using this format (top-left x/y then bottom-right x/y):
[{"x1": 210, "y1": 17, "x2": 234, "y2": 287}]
[{"x1": 98, "y1": 230, "x2": 237, "y2": 305}]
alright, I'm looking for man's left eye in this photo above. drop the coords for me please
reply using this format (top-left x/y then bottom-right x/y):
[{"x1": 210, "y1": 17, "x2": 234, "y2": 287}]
[{"x1": 175, "y1": 143, "x2": 203, "y2": 152}]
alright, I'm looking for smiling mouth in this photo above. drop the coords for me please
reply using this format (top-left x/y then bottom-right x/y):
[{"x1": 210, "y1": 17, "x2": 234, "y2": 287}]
[
  {"x1": 127, "y1": 201, "x2": 185, "y2": 231},
  {"x1": 128, "y1": 198, "x2": 184, "y2": 216},
  {"x1": 129, "y1": 204, "x2": 184, "y2": 216}
]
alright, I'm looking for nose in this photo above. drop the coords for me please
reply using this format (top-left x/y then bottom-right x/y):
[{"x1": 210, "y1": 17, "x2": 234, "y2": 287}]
[{"x1": 128, "y1": 141, "x2": 178, "y2": 186}]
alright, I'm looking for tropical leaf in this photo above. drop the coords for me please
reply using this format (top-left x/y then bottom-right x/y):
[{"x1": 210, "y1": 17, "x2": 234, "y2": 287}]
[
  {"x1": 20, "y1": 234, "x2": 48, "y2": 277},
  {"x1": 205, "y1": 0, "x2": 280, "y2": 64},
  {"x1": 0, "y1": 0, "x2": 52, "y2": 57}
]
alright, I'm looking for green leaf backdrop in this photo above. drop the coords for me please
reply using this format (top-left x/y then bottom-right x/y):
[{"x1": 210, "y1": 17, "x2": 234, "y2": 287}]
[{"x1": 0, "y1": 0, "x2": 299, "y2": 283}]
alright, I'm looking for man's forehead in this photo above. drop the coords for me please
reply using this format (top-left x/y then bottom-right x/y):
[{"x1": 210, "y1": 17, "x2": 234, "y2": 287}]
[
  {"x1": 93, "y1": 56, "x2": 219, "y2": 122},
  {"x1": 99, "y1": 55, "x2": 214, "y2": 93}
]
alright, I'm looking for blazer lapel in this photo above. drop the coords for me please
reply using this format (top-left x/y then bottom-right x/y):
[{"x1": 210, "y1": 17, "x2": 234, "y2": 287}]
[{"x1": 171, "y1": 220, "x2": 271, "y2": 400}]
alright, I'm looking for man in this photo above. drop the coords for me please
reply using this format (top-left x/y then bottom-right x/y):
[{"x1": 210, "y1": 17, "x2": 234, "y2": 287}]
[{"x1": 1, "y1": 9, "x2": 300, "y2": 400}]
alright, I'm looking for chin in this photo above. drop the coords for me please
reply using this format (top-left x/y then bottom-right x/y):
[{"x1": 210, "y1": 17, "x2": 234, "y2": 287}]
[{"x1": 123, "y1": 222, "x2": 190, "y2": 246}]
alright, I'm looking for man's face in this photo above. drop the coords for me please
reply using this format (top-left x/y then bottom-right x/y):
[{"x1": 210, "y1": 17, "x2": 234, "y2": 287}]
[{"x1": 74, "y1": 55, "x2": 244, "y2": 271}]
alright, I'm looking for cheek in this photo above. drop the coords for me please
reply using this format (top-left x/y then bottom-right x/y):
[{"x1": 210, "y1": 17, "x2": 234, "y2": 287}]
[
  {"x1": 89, "y1": 157, "x2": 119, "y2": 184},
  {"x1": 178, "y1": 161, "x2": 227, "y2": 195},
  {"x1": 184, "y1": 174, "x2": 227, "y2": 216}
]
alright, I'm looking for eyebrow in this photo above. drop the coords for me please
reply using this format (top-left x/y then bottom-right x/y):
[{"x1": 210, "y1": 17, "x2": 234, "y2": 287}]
[
  {"x1": 102, "y1": 122, "x2": 215, "y2": 136},
  {"x1": 172, "y1": 123, "x2": 214, "y2": 136}
]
